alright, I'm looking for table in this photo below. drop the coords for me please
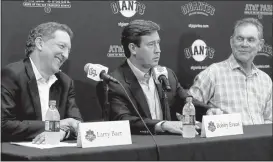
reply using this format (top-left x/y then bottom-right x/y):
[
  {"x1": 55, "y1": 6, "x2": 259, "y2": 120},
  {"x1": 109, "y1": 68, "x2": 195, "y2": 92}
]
[{"x1": 1, "y1": 124, "x2": 272, "y2": 161}]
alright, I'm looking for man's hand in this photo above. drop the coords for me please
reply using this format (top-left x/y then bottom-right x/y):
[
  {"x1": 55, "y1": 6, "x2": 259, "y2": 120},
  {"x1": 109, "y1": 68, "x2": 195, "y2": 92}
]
[
  {"x1": 32, "y1": 130, "x2": 66, "y2": 144},
  {"x1": 176, "y1": 112, "x2": 183, "y2": 121},
  {"x1": 161, "y1": 121, "x2": 183, "y2": 134},
  {"x1": 206, "y1": 108, "x2": 224, "y2": 115},
  {"x1": 68, "y1": 118, "x2": 81, "y2": 132},
  {"x1": 60, "y1": 118, "x2": 71, "y2": 127},
  {"x1": 60, "y1": 118, "x2": 81, "y2": 132},
  {"x1": 176, "y1": 112, "x2": 201, "y2": 132}
]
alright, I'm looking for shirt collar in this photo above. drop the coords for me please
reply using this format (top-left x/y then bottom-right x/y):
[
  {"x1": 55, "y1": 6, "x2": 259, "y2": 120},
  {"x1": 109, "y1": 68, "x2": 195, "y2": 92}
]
[
  {"x1": 29, "y1": 57, "x2": 58, "y2": 82},
  {"x1": 127, "y1": 59, "x2": 151, "y2": 83},
  {"x1": 228, "y1": 54, "x2": 259, "y2": 76}
]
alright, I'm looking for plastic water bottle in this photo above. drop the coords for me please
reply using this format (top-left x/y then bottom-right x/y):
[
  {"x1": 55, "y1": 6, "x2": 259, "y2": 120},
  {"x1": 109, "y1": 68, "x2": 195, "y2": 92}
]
[
  {"x1": 182, "y1": 96, "x2": 196, "y2": 138},
  {"x1": 45, "y1": 100, "x2": 60, "y2": 145}
]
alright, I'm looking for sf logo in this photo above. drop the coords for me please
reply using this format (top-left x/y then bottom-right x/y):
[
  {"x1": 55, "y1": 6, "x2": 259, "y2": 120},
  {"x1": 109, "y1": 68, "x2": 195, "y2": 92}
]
[{"x1": 88, "y1": 68, "x2": 97, "y2": 77}]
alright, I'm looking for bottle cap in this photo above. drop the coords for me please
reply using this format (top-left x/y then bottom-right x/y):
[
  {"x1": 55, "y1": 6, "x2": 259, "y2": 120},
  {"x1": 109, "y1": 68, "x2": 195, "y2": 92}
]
[
  {"x1": 186, "y1": 96, "x2": 193, "y2": 103},
  {"x1": 49, "y1": 100, "x2": 56, "y2": 106}
]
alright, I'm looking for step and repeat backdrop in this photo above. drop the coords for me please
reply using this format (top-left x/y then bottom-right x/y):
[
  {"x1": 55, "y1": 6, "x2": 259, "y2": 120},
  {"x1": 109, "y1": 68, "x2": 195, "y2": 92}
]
[{"x1": 2, "y1": 1, "x2": 272, "y2": 121}]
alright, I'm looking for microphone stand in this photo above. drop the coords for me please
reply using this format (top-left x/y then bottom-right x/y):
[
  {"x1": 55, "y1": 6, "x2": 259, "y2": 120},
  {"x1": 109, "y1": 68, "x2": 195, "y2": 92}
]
[
  {"x1": 102, "y1": 80, "x2": 110, "y2": 121},
  {"x1": 160, "y1": 81, "x2": 170, "y2": 120}
]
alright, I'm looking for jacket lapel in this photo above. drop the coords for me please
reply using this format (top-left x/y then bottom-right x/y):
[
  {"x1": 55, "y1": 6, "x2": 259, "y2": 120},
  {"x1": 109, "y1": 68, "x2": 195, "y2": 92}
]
[
  {"x1": 24, "y1": 58, "x2": 42, "y2": 120},
  {"x1": 122, "y1": 62, "x2": 152, "y2": 118},
  {"x1": 155, "y1": 82, "x2": 163, "y2": 101}
]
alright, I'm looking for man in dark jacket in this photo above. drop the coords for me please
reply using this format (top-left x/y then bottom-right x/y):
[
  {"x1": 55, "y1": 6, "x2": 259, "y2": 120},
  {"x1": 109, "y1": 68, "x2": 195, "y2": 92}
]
[
  {"x1": 108, "y1": 20, "x2": 214, "y2": 135},
  {"x1": 1, "y1": 22, "x2": 83, "y2": 143}
]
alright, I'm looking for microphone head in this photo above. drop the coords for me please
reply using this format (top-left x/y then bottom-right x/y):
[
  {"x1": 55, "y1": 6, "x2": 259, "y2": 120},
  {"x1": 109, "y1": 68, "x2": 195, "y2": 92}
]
[
  {"x1": 84, "y1": 63, "x2": 117, "y2": 83},
  {"x1": 85, "y1": 63, "x2": 109, "y2": 82},
  {"x1": 84, "y1": 63, "x2": 92, "y2": 73},
  {"x1": 99, "y1": 70, "x2": 106, "y2": 78},
  {"x1": 152, "y1": 65, "x2": 168, "y2": 84}
]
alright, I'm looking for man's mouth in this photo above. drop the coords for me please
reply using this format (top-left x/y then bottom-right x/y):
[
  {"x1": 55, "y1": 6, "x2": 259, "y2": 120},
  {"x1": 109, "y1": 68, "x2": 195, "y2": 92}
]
[
  {"x1": 55, "y1": 57, "x2": 62, "y2": 64},
  {"x1": 238, "y1": 50, "x2": 249, "y2": 53}
]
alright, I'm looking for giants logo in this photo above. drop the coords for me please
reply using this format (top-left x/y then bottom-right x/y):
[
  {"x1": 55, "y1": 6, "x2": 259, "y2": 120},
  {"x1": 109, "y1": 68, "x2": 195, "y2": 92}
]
[
  {"x1": 111, "y1": 1, "x2": 145, "y2": 18},
  {"x1": 184, "y1": 39, "x2": 215, "y2": 62},
  {"x1": 181, "y1": 1, "x2": 215, "y2": 16}
]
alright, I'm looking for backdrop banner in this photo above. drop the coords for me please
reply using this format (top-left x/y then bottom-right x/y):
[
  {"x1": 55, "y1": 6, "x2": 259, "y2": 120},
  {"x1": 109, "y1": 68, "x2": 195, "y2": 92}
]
[{"x1": 2, "y1": 1, "x2": 272, "y2": 121}]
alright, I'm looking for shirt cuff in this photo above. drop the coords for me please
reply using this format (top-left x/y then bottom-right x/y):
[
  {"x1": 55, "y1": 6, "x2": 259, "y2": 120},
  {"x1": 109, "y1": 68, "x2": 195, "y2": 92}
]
[
  {"x1": 264, "y1": 120, "x2": 272, "y2": 124},
  {"x1": 155, "y1": 121, "x2": 166, "y2": 133},
  {"x1": 60, "y1": 125, "x2": 71, "y2": 139}
]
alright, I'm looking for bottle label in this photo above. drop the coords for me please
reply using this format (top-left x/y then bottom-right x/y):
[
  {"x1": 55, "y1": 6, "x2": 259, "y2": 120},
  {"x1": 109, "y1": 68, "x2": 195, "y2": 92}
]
[
  {"x1": 182, "y1": 115, "x2": 195, "y2": 125},
  {"x1": 45, "y1": 121, "x2": 60, "y2": 132}
]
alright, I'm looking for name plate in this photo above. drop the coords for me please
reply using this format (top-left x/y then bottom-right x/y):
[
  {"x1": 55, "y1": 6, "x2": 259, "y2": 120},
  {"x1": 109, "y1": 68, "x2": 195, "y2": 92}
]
[
  {"x1": 77, "y1": 120, "x2": 132, "y2": 148},
  {"x1": 201, "y1": 113, "x2": 243, "y2": 138}
]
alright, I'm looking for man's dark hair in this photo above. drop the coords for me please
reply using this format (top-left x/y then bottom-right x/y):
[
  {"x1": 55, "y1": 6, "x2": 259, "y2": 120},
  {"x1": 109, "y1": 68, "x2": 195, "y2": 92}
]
[{"x1": 121, "y1": 19, "x2": 160, "y2": 58}]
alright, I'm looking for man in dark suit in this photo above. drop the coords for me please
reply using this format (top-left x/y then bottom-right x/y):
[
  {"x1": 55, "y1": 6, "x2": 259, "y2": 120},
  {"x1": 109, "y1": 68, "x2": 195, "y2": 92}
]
[
  {"x1": 108, "y1": 20, "x2": 214, "y2": 135},
  {"x1": 1, "y1": 22, "x2": 82, "y2": 143}
]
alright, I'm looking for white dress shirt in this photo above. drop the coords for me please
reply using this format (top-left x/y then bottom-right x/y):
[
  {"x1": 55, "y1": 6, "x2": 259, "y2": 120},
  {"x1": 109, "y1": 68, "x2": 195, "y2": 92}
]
[
  {"x1": 127, "y1": 59, "x2": 165, "y2": 132},
  {"x1": 30, "y1": 58, "x2": 58, "y2": 121}
]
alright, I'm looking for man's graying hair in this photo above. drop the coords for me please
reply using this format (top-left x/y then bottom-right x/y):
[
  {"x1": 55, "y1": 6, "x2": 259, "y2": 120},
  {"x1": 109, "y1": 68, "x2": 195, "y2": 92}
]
[
  {"x1": 232, "y1": 17, "x2": 263, "y2": 39},
  {"x1": 25, "y1": 22, "x2": 73, "y2": 57}
]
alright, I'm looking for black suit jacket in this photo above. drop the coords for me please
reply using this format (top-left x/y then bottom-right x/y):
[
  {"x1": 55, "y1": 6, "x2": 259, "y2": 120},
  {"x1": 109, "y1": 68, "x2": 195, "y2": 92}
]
[
  {"x1": 1, "y1": 58, "x2": 83, "y2": 141},
  {"x1": 108, "y1": 61, "x2": 196, "y2": 134}
]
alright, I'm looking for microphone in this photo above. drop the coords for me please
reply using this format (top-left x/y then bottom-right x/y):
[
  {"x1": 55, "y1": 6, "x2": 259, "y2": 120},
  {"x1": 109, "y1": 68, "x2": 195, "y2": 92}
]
[
  {"x1": 152, "y1": 65, "x2": 171, "y2": 91},
  {"x1": 84, "y1": 63, "x2": 118, "y2": 83}
]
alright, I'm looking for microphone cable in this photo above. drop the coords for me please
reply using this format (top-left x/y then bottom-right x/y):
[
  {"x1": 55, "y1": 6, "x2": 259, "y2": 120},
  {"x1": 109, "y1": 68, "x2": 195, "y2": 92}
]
[{"x1": 117, "y1": 81, "x2": 161, "y2": 161}]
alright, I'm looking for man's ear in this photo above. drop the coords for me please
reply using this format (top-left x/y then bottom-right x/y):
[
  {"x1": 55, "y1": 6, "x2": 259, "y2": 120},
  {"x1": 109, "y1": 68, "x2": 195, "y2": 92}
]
[
  {"x1": 128, "y1": 43, "x2": 137, "y2": 56},
  {"x1": 230, "y1": 36, "x2": 233, "y2": 48},
  {"x1": 34, "y1": 37, "x2": 43, "y2": 51},
  {"x1": 258, "y1": 39, "x2": 265, "y2": 51}
]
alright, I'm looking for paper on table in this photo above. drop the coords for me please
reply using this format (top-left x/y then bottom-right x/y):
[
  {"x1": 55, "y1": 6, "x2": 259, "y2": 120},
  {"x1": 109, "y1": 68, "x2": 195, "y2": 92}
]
[{"x1": 10, "y1": 141, "x2": 77, "y2": 149}]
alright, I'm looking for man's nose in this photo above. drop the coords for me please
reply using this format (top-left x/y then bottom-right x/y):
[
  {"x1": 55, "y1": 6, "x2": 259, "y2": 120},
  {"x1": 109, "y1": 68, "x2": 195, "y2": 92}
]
[
  {"x1": 241, "y1": 39, "x2": 249, "y2": 47},
  {"x1": 155, "y1": 43, "x2": 161, "y2": 53},
  {"x1": 62, "y1": 50, "x2": 69, "y2": 60}
]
